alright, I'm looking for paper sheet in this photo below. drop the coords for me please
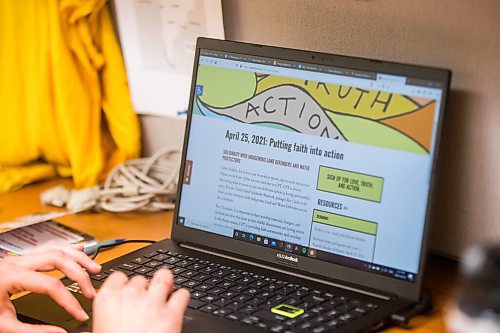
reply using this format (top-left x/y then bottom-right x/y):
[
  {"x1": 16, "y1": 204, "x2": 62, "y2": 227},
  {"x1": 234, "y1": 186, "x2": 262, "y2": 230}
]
[
  {"x1": 114, "y1": 0, "x2": 225, "y2": 117},
  {"x1": 0, "y1": 221, "x2": 85, "y2": 255},
  {"x1": 0, "y1": 211, "x2": 72, "y2": 234}
]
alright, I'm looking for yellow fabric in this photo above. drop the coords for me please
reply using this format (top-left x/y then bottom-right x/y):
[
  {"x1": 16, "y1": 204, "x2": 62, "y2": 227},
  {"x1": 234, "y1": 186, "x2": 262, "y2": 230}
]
[{"x1": 0, "y1": 0, "x2": 141, "y2": 193}]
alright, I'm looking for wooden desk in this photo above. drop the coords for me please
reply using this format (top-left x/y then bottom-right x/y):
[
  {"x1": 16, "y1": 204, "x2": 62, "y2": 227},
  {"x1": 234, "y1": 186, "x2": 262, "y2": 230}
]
[{"x1": 0, "y1": 179, "x2": 458, "y2": 332}]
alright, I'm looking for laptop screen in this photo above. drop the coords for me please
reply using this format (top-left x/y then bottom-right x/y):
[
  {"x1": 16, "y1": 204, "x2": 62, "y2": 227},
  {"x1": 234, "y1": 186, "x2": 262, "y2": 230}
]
[{"x1": 176, "y1": 47, "x2": 446, "y2": 283}]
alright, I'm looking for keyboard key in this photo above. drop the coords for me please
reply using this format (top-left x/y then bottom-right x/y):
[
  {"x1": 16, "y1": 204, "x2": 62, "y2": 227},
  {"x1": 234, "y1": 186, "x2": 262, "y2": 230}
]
[
  {"x1": 191, "y1": 291, "x2": 206, "y2": 299},
  {"x1": 104, "y1": 268, "x2": 118, "y2": 275},
  {"x1": 298, "y1": 322, "x2": 313, "y2": 330},
  {"x1": 297, "y1": 301, "x2": 314, "y2": 309},
  {"x1": 193, "y1": 274, "x2": 210, "y2": 282},
  {"x1": 253, "y1": 309, "x2": 287, "y2": 322},
  {"x1": 145, "y1": 261, "x2": 162, "y2": 268},
  {"x1": 183, "y1": 280, "x2": 200, "y2": 289},
  {"x1": 212, "y1": 308, "x2": 232, "y2": 317},
  {"x1": 176, "y1": 260, "x2": 193, "y2": 268},
  {"x1": 325, "y1": 309, "x2": 341, "y2": 318},
  {"x1": 188, "y1": 299, "x2": 206, "y2": 309},
  {"x1": 201, "y1": 295, "x2": 219, "y2": 303},
  {"x1": 152, "y1": 254, "x2": 170, "y2": 261},
  {"x1": 131, "y1": 257, "x2": 151, "y2": 265},
  {"x1": 200, "y1": 266, "x2": 216, "y2": 274},
  {"x1": 283, "y1": 318, "x2": 299, "y2": 326},
  {"x1": 229, "y1": 284, "x2": 248, "y2": 292},
  {"x1": 174, "y1": 276, "x2": 188, "y2": 284},
  {"x1": 119, "y1": 263, "x2": 140, "y2": 271},
  {"x1": 255, "y1": 322, "x2": 269, "y2": 330},
  {"x1": 171, "y1": 267, "x2": 186, "y2": 275},
  {"x1": 303, "y1": 295, "x2": 327, "y2": 304},
  {"x1": 363, "y1": 303, "x2": 379, "y2": 311},
  {"x1": 249, "y1": 280, "x2": 268, "y2": 288},
  {"x1": 263, "y1": 284, "x2": 280, "y2": 292},
  {"x1": 144, "y1": 251, "x2": 160, "y2": 258},
  {"x1": 270, "y1": 324, "x2": 285, "y2": 332},
  {"x1": 243, "y1": 288, "x2": 259, "y2": 296},
  {"x1": 240, "y1": 316, "x2": 255, "y2": 325},
  {"x1": 353, "y1": 306, "x2": 368, "y2": 315},
  {"x1": 117, "y1": 269, "x2": 134, "y2": 277},
  {"x1": 156, "y1": 264, "x2": 173, "y2": 270},
  {"x1": 325, "y1": 319, "x2": 341, "y2": 329},
  {"x1": 214, "y1": 297, "x2": 233, "y2": 307},
  {"x1": 217, "y1": 281, "x2": 235, "y2": 289},
  {"x1": 226, "y1": 313, "x2": 244, "y2": 321},
  {"x1": 212, "y1": 270, "x2": 231, "y2": 278},
  {"x1": 290, "y1": 290, "x2": 308, "y2": 298},
  {"x1": 134, "y1": 267, "x2": 153, "y2": 275},
  {"x1": 297, "y1": 312, "x2": 312, "y2": 321},
  {"x1": 225, "y1": 301, "x2": 245, "y2": 310},
  {"x1": 268, "y1": 294, "x2": 286, "y2": 303},
  {"x1": 239, "y1": 305, "x2": 258, "y2": 314},
  {"x1": 313, "y1": 315, "x2": 327, "y2": 323},
  {"x1": 233, "y1": 294, "x2": 252, "y2": 303},
  {"x1": 206, "y1": 277, "x2": 222, "y2": 285},
  {"x1": 221, "y1": 291, "x2": 238, "y2": 298},
  {"x1": 208, "y1": 287, "x2": 224, "y2": 295},
  {"x1": 187, "y1": 263, "x2": 205, "y2": 271},
  {"x1": 284, "y1": 298, "x2": 300, "y2": 305},
  {"x1": 225, "y1": 273, "x2": 242, "y2": 281},
  {"x1": 199, "y1": 304, "x2": 219, "y2": 313},
  {"x1": 237, "y1": 276, "x2": 255, "y2": 285},
  {"x1": 256, "y1": 291, "x2": 272, "y2": 299},
  {"x1": 91, "y1": 273, "x2": 107, "y2": 281},
  {"x1": 194, "y1": 284, "x2": 212, "y2": 292},
  {"x1": 277, "y1": 286, "x2": 296, "y2": 296},
  {"x1": 180, "y1": 270, "x2": 198, "y2": 278},
  {"x1": 164, "y1": 257, "x2": 181, "y2": 264},
  {"x1": 338, "y1": 313, "x2": 354, "y2": 323},
  {"x1": 259, "y1": 300, "x2": 281, "y2": 310},
  {"x1": 311, "y1": 306, "x2": 325, "y2": 314}
]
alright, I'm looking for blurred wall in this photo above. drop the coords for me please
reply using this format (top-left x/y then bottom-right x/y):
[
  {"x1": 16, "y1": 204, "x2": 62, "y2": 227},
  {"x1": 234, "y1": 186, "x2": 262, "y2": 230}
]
[{"x1": 140, "y1": 0, "x2": 500, "y2": 258}]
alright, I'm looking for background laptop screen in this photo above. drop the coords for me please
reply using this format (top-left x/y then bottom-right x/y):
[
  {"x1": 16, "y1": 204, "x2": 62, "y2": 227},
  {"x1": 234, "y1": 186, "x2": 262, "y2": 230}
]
[{"x1": 177, "y1": 48, "x2": 446, "y2": 283}]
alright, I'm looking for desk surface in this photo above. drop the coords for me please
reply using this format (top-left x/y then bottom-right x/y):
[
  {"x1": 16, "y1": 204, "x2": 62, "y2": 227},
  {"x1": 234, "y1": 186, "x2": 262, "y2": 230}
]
[{"x1": 0, "y1": 179, "x2": 458, "y2": 332}]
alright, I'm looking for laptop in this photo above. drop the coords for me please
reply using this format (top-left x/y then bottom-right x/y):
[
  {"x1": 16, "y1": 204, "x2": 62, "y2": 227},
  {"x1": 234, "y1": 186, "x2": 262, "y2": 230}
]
[{"x1": 14, "y1": 38, "x2": 451, "y2": 332}]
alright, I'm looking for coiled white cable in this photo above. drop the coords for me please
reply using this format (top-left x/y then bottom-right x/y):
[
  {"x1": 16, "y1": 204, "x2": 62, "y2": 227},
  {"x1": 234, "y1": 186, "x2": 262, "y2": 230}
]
[
  {"x1": 99, "y1": 147, "x2": 181, "y2": 212},
  {"x1": 41, "y1": 147, "x2": 182, "y2": 213}
]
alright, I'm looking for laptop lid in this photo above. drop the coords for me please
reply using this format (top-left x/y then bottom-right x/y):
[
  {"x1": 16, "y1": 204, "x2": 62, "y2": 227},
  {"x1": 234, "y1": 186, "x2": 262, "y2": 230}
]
[{"x1": 172, "y1": 38, "x2": 451, "y2": 301}]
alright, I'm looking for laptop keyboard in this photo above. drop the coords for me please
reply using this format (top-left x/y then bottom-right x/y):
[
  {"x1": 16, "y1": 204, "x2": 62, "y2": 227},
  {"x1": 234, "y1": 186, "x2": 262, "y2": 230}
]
[{"x1": 90, "y1": 249, "x2": 379, "y2": 332}]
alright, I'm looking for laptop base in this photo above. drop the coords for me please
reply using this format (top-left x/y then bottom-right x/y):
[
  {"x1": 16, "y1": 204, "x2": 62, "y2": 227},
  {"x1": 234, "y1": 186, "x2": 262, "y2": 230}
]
[{"x1": 14, "y1": 239, "x2": 412, "y2": 333}]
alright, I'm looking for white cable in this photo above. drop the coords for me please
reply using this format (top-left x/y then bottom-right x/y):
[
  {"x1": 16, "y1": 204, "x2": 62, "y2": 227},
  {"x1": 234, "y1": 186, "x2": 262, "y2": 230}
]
[
  {"x1": 99, "y1": 147, "x2": 181, "y2": 212},
  {"x1": 40, "y1": 147, "x2": 182, "y2": 213}
]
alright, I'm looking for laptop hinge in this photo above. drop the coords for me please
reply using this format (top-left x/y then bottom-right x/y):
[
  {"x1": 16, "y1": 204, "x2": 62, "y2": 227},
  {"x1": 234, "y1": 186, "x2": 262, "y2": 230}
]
[{"x1": 180, "y1": 243, "x2": 392, "y2": 301}]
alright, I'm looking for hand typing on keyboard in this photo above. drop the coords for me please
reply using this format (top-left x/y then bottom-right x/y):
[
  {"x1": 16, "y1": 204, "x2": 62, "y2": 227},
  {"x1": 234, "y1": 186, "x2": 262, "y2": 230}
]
[
  {"x1": 93, "y1": 269, "x2": 190, "y2": 333},
  {"x1": 0, "y1": 241, "x2": 102, "y2": 333}
]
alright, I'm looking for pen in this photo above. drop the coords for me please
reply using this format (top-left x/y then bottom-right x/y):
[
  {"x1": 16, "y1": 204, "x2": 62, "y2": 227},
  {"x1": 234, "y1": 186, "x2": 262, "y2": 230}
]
[{"x1": 84, "y1": 238, "x2": 126, "y2": 255}]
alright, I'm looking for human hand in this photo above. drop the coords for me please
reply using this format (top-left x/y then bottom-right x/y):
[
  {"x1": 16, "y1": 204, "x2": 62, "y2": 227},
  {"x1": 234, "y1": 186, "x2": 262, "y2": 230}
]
[
  {"x1": 0, "y1": 241, "x2": 101, "y2": 333},
  {"x1": 93, "y1": 269, "x2": 190, "y2": 333}
]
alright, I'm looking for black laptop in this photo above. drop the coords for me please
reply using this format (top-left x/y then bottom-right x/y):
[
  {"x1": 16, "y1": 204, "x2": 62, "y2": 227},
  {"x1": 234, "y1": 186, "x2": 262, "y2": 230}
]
[{"x1": 14, "y1": 38, "x2": 451, "y2": 332}]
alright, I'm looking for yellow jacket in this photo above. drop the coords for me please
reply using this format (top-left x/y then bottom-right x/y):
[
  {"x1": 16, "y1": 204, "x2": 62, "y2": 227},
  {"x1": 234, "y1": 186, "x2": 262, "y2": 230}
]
[{"x1": 0, "y1": 0, "x2": 140, "y2": 193}]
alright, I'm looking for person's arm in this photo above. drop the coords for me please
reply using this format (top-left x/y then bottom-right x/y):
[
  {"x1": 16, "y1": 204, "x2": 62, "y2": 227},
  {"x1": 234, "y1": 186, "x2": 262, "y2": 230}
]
[
  {"x1": 92, "y1": 269, "x2": 190, "y2": 333},
  {"x1": 0, "y1": 241, "x2": 101, "y2": 333}
]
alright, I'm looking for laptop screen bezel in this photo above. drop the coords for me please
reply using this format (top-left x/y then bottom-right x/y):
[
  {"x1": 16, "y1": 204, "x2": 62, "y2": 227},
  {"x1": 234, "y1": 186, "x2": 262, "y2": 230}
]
[{"x1": 172, "y1": 37, "x2": 451, "y2": 301}]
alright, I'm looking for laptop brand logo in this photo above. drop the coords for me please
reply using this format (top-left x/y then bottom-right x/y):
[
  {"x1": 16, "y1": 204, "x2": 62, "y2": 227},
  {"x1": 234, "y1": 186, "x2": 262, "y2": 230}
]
[{"x1": 276, "y1": 253, "x2": 299, "y2": 263}]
